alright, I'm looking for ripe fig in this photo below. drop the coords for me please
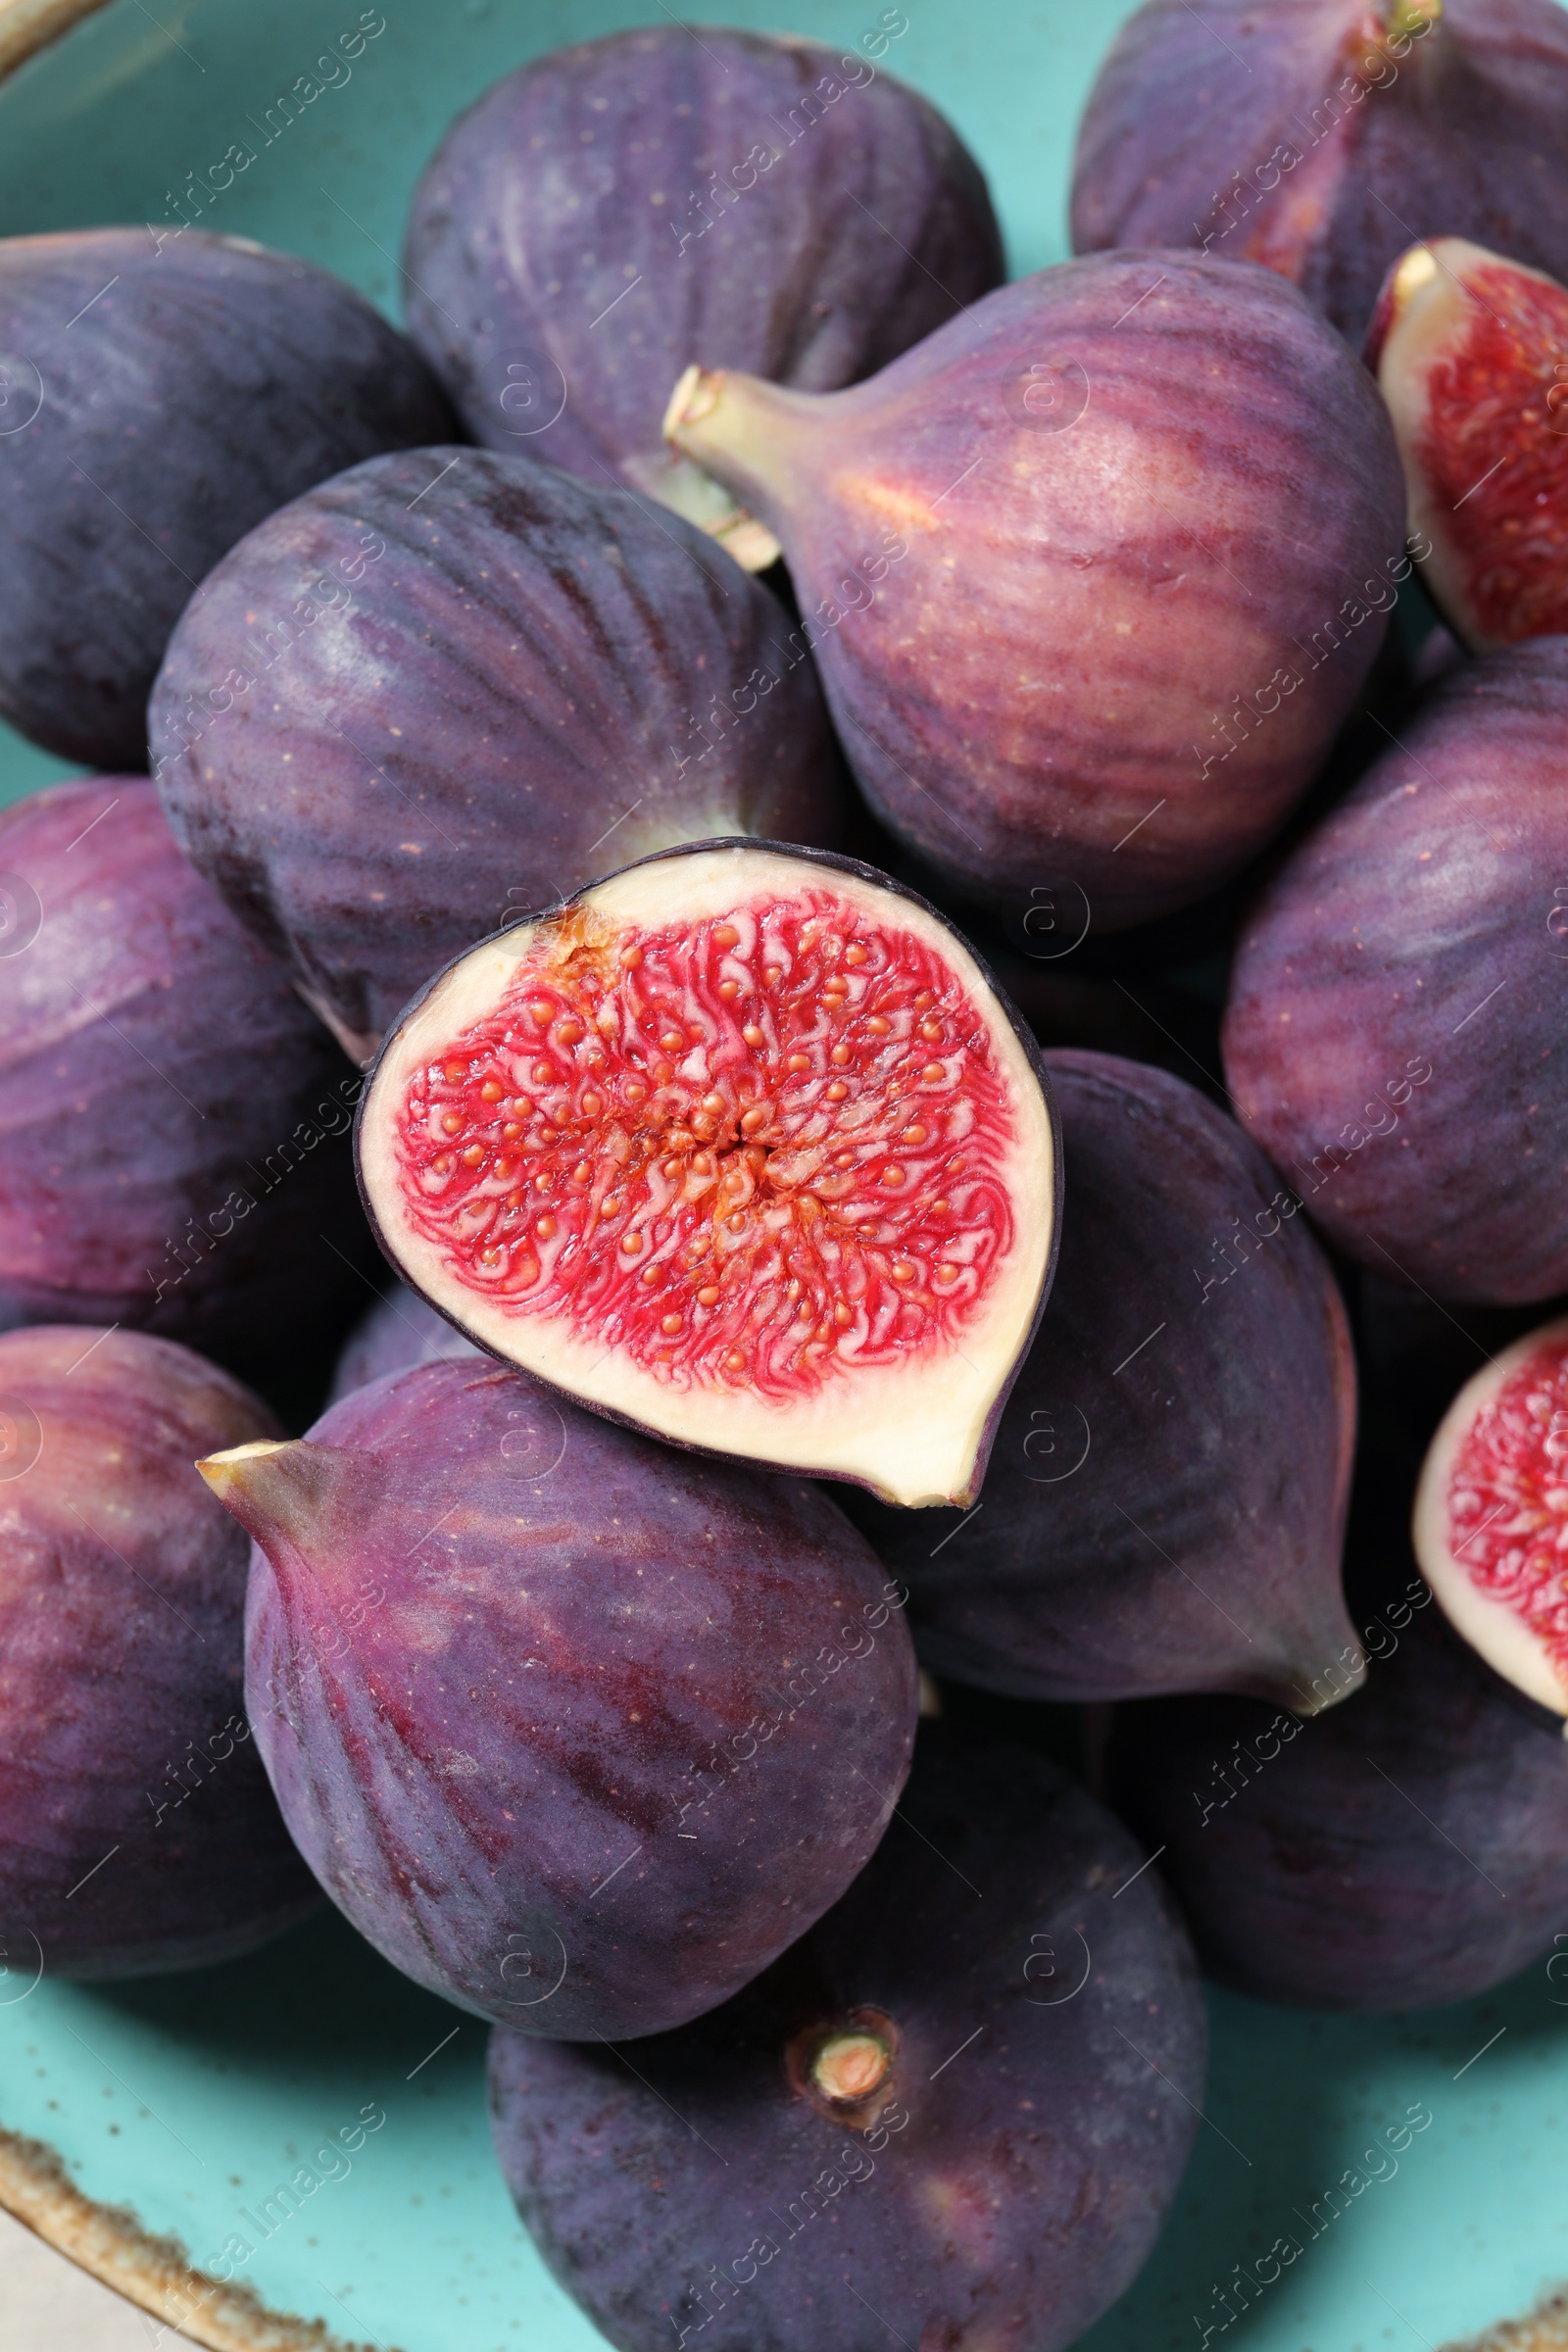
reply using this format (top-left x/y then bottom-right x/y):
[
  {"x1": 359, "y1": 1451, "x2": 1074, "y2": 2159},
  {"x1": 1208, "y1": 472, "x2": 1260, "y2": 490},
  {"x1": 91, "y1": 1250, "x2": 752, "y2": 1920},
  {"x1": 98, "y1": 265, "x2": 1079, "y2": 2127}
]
[
  {"x1": 149, "y1": 448, "x2": 845, "y2": 1064},
  {"x1": 489, "y1": 1721, "x2": 1206, "y2": 2352},
  {"x1": 0, "y1": 227, "x2": 453, "y2": 770},
  {"x1": 1107, "y1": 1574, "x2": 1568, "y2": 2010},
  {"x1": 327, "y1": 1281, "x2": 480, "y2": 1405},
  {"x1": 205, "y1": 1355, "x2": 918, "y2": 2038},
  {"x1": 402, "y1": 25, "x2": 1002, "y2": 564},
  {"x1": 0, "y1": 1326, "x2": 319, "y2": 1978},
  {"x1": 841, "y1": 1052, "x2": 1361, "y2": 1708},
  {"x1": 355, "y1": 841, "x2": 1059, "y2": 1509},
  {"x1": 1369, "y1": 237, "x2": 1568, "y2": 651},
  {"x1": 1222, "y1": 637, "x2": 1568, "y2": 1302},
  {"x1": 664, "y1": 253, "x2": 1406, "y2": 930},
  {"x1": 0, "y1": 777, "x2": 366, "y2": 1352},
  {"x1": 1413, "y1": 1312, "x2": 1568, "y2": 1718},
  {"x1": 1070, "y1": 0, "x2": 1568, "y2": 348}
]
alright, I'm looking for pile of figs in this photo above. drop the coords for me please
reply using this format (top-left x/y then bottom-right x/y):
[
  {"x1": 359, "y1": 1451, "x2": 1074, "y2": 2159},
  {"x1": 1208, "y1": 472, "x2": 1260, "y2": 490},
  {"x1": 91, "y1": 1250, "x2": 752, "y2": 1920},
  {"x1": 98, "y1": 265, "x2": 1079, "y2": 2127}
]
[{"x1": 4, "y1": 8, "x2": 1568, "y2": 2348}]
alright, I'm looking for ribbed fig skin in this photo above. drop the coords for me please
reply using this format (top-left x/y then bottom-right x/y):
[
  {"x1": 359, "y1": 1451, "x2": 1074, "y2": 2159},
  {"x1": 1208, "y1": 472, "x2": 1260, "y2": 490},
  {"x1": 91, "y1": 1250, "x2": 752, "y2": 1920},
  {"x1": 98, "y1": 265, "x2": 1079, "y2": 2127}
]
[
  {"x1": 238, "y1": 1357, "x2": 918, "y2": 2039},
  {"x1": 327, "y1": 1281, "x2": 480, "y2": 1405},
  {"x1": 402, "y1": 26, "x2": 1002, "y2": 497},
  {"x1": 150, "y1": 449, "x2": 845, "y2": 1064},
  {"x1": 0, "y1": 1327, "x2": 319, "y2": 1978},
  {"x1": 1070, "y1": 0, "x2": 1568, "y2": 346},
  {"x1": 488, "y1": 1722, "x2": 1205, "y2": 2352},
  {"x1": 670, "y1": 253, "x2": 1406, "y2": 930},
  {"x1": 1108, "y1": 1579, "x2": 1568, "y2": 2009},
  {"x1": 1223, "y1": 638, "x2": 1568, "y2": 1303},
  {"x1": 0, "y1": 778, "x2": 366, "y2": 1352},
  {"x1": 0, "y1": 227, "x2": 455, "y2": 769},
  {"x1": 842, "y1": 1051, "x2": 1360, "y2": 1706}
]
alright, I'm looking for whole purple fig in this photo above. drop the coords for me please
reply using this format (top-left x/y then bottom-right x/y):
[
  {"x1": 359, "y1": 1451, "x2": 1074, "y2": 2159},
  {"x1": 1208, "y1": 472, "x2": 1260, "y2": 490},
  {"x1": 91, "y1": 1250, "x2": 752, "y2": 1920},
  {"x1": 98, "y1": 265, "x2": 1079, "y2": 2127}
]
[
  {"x1": 150, "y1": 448, "x2": 845, "y2": 1063},
  {"x1": 204, "y1": 1356, "x2": 918, "y2": 2039},
  {"x1": 489, "y1": 1722, "x2": 1205, "y2": 2352},
  {"x1": 666, "y1": 253, "x2": 1406, "y2": 930},
  {"x1": 1070, "y1": 0, "x2": 1568, "y2": 348},
  {"x1": 0, "y1": 777, "x2": 366, "y2": 1352},
  {"x1": 402, "y1": 25, "x2": 1002, "y2": 561},
  {"x1": 1222, "y1": 638, "x2": 1568, "y2": 1303},
  {"x1": 327, "y1": 1281, "x2": 479, "y2": 1405},
  {"x1": 0, "y1": 227, "x2": 454, "y2": 769},
  {"x1": 842, "y1": 1051, "x2": 1361, "y2": 1709},
  {"x1": 0, "y1": 1326, "x2": 319, "y2": 1978}
]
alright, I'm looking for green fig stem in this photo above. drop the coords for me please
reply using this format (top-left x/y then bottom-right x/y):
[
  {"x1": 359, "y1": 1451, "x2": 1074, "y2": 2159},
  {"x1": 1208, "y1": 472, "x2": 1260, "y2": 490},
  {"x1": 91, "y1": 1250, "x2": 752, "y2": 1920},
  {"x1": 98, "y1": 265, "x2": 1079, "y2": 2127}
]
[
  {"x1": 198, "y1": 1439, "x2": 338, "y2": 1553},
  {"x1": 1384, "y1": 0, "x2": 1442, "y2": 39},
  {"x1": 662, "y1": 365, "x2": 823, "y2": 566}
]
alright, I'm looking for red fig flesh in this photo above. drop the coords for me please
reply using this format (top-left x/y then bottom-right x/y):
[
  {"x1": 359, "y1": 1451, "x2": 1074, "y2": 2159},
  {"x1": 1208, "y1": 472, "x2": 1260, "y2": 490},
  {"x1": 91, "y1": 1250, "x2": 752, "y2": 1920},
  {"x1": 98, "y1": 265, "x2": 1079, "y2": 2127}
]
[
  {"x1": 356, "y1": 844, "x2": 1058, "y2": 1507},
  {"x1": 1370, "y1": 237, "x2": 1568, "y2": 651}
]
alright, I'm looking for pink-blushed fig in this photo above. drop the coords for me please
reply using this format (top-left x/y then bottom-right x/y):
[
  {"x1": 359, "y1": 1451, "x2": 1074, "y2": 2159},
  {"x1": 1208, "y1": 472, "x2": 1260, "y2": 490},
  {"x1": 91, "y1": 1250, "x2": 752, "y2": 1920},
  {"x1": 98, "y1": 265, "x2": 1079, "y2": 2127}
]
[
  {"x1": 840, "y1": 1051, "x2": 1361, "y2": 1708},
  {"x1": 1107, "y1": 1569, "x2": 1568, "y2": 2009},
  {"x1": 0, "y1": 227, "x2": 454, "y2": 770},
  {"x1": 1222, "y1": 637, "x2": 1568, "y2": 1303},
  {"x1": 402, "y1": 24, "x2": 1002, "y2": 565},
  {"x1": 0, "y1": 777, "x2": 367, "y2": 1353},
  {"x1": 205, "y1": 1355, "x2": 917, "y2": 2039},
  {"x1": 489, "y1": 1721, "x2": 1205, "y2": 2352},
  {"x1": 1368, "y1": 237, "x2": 1568, "y2": 651},
  {"x1": 664, "y1": 253, "x2": 1407, "y2": 930},
  {"x1": 327, "y1": 1281, "x2": 480, "y2": 1405},
  {"x1": 1070, "y1": 0, "x2": 1568, "y2": 349},
  {"x1": 1413, "y1": 1312, "x2": 1568, "y2": 1717},
  {"x1": 0, "y1": 1325, "x2": 319, "y2": 1978},
  {"x1": 355, "y1": 841, "x2": 1058, "y2": 1509},
  {"x1": 150, "y1": 449, "x2": 845, "y2": 1064}
]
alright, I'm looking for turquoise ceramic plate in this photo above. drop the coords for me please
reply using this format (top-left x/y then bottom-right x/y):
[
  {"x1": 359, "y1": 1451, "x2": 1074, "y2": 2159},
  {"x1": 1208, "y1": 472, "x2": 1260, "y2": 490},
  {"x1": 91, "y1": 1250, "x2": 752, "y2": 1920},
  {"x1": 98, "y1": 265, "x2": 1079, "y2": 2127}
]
[{"x1": 1, "y1": 5, "x2": 1566, "y2": 2348}]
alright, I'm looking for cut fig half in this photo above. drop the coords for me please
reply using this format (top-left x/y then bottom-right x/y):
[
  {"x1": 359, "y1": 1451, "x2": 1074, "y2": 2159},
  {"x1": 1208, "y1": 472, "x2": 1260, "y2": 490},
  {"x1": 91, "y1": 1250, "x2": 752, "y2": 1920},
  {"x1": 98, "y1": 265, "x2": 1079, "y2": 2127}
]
[
  {"x1": 1413, "y1": 1313, "x2": 1568, "y2": 1724},
  {"x1": 357, "y1": 842, "x2": 1058, "y2": 1508}
]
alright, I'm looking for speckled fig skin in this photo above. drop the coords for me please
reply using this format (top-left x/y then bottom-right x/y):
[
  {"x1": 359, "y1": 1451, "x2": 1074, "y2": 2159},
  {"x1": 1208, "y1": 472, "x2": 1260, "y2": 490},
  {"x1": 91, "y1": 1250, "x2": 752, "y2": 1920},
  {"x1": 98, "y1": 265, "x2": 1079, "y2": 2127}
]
[
  {"x1": 0, "y1": 1327, "x2": 320, "y2": 1978},
  {"x1": 0, "y1": 227, "x2": 454, "y2": 770},
  {"x1": 327, "y1": 1282, "x2": 480, "y2": 1405},
  {"x1": 1070, "y1": 0, "x2": 1568, "y2": 348},
  {"x1": 666, "y1": 253, "x2": 1406, "y2": 931},
  {"x1": 841, "y1": 1051, "x2": 1360, "y2": 1708},
  {"x1": 488, "y1": 1722, "x2": 1205, "y2": 2352},
  {"x1": 150, "y1": 449, "x2": 845, "y2": 1064},
  {"x1": 401, "y1": 24, "x2": 1002, "y2": 539},
  {"x1": 1222, "y1": 639, "x2": 1568, "y2": 1302},
  {"x1": 222, "y1": 1356, "x2": 918, "y2": 2039},
  {"x1": 1107, "y1": 1572, "x2": 1568, "y2": 2010},
  {"x1": 0, "y1": 778, "x2": 368, "y2": 1353}
]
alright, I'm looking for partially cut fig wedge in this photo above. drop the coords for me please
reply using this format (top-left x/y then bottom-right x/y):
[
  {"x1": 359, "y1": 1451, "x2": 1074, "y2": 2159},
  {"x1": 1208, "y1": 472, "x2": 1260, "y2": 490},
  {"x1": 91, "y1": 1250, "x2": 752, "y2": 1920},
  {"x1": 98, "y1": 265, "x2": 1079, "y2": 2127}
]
[
  {"x1": 356, "y1": 842, "x2": 1058, "y2": 1507},
  {"x1": 1413, "y1": 1314, "x2": 1568, "y2": 1722}
]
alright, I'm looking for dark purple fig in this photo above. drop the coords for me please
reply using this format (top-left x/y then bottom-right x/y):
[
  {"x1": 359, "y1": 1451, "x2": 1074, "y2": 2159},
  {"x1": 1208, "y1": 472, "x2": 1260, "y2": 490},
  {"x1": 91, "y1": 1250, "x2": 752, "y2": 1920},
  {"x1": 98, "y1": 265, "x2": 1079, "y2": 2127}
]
[
  {"x1": 489, "y1": 1720, "x2": 1205, "y2": 2352},
  {"x1": 204, "y1": 1354, "x2": 918, "y2": 2038},
  {"x1": 665, "y1": 253, "x2": 1407, "y2": 931},
  {"x1": 842, "y1": 1051, "x2": 1361, "y2": 1708},
  {"x1": 1222, "y1": 637, "x2": 1568, "y2": 1303},
  {"x1": 0, "y1": 1325, "x2": 319, "y2": 1978},
  {"x1": 327, "y1": 1281, "x2": 480, "y2": 1405},
  {"x1": 402, "y1": 24, "x2": 1002, "y2": 564},
  {"x1": 0, "y1": 777, "x2": 367, "y2": 1353},
  {"x1": 355, "y1": 841, "x2": 1058, "y2": 1510},
  {"x1": 150, "y1": 449, "x2": 845, "y2": 1064},
  {"x1": 0, "y1": 227, "x2": 454, "y2": 770},
  {"x1": 1069, "y1": 0, "x2": 1568, "y2": 348},
  {"x1": 1107, "y1": 1570, "x2": 1568, "y2": 2009}
]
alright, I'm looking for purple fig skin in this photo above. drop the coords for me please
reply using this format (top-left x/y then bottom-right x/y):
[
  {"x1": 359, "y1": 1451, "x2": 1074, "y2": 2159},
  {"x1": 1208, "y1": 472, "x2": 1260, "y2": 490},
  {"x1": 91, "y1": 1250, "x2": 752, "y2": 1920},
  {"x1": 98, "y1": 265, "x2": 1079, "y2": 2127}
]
[
  {"x1": 0, "y1": 227, "x2": 454, "y2": 770},
  {"x1": 1070, "y1": 0, "x2": 1568, "y2": 349},
  {"x1": 666, "y1": 253, "x2": 1407, "y2": 931},
  {"x1": 1107, "y1": 1577, "x2": 1568, "y2": 2010},
  {"x1": 0, "y1": 1326, "x2": 320, "y2": 1978},
  {"x1": 488, "y1": 1722, "x2": 1206, "y2": 2352},
  {"x1": 150, "y1": 448, "x2": 846, "y2": 1065},
  {"x1": 0, "y1": 777, "x2": 368, "y2": 1353},
  {"x1": 840, "y1": 1051, "x2": 1361, "y2": 1708},
  {"x1": 228, "y1": 1356, "x2": 919, "y2": 2039},
  {"x1": 327, "y1": 1281, "x2": 480, "y2": 1406},
  {"x1": 401, "y1": 25, "x2": 1002, "y2": 516},
  {"x1": 1222, "y1": 638, "x2": 1568, "y2": 1303}
]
